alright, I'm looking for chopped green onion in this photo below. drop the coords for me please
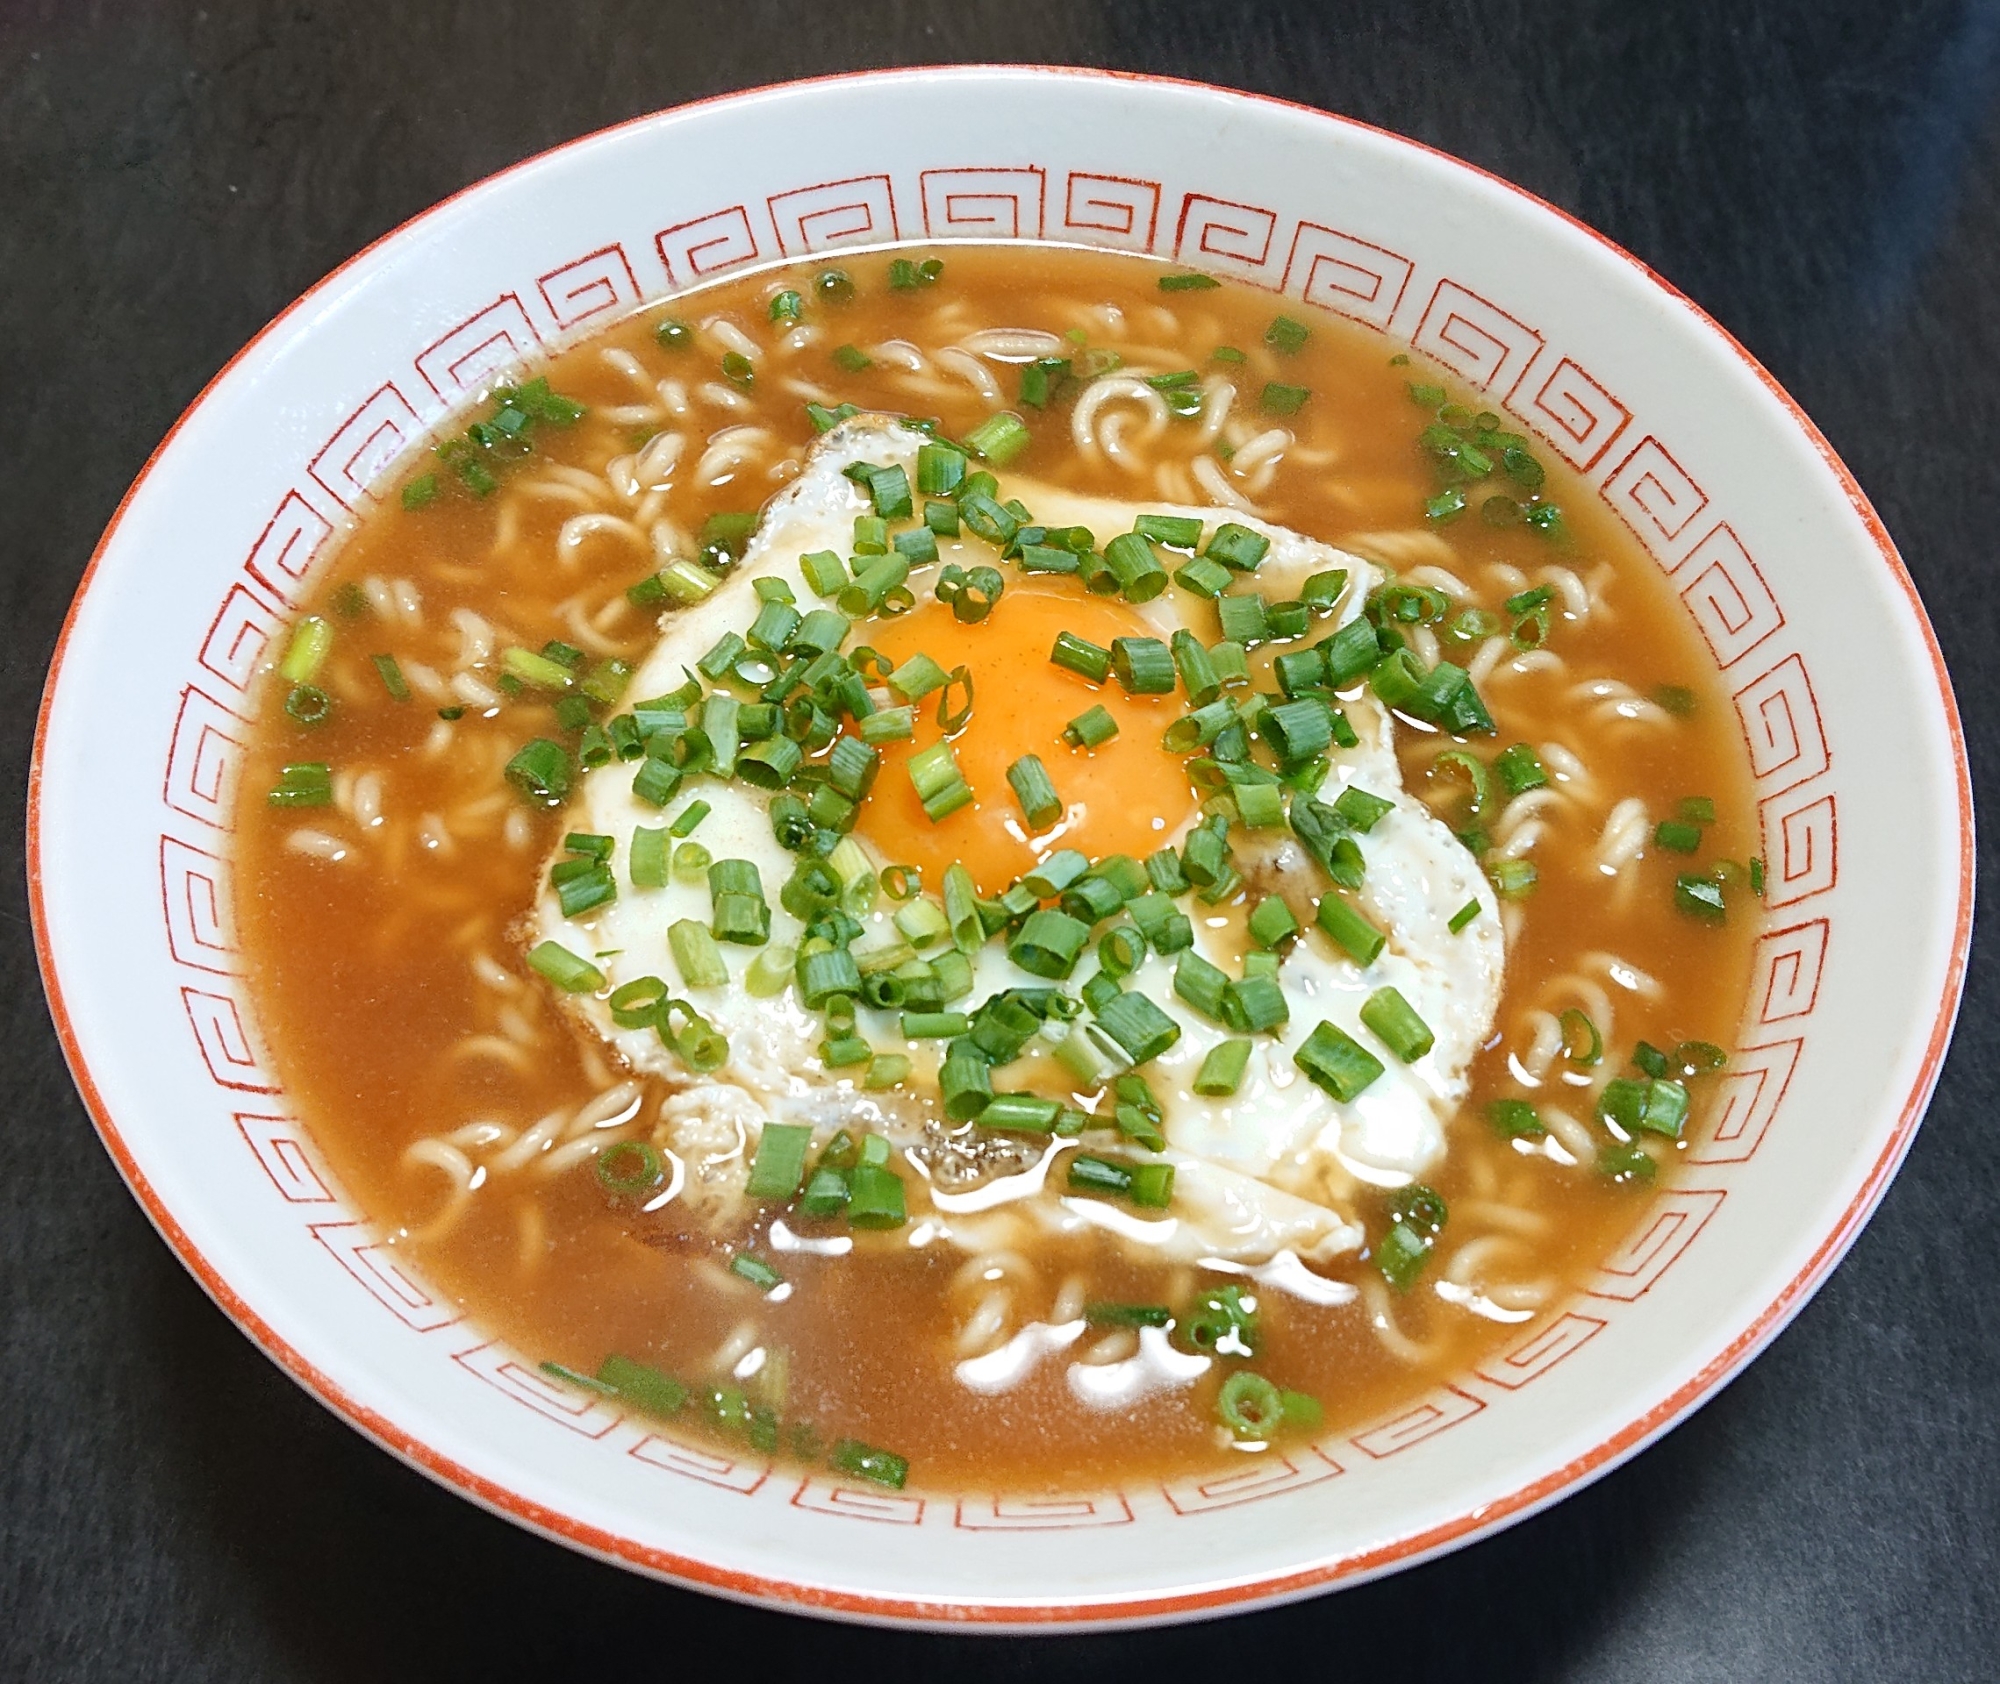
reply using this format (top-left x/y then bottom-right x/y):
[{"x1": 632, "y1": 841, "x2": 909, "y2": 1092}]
[
  {"x1": 908, "y1": 739, "x2": 972, "y2": 822},
  {"x1": 1104, "y1": 533, "x2": 1169, "y2": 602},
  {"x1": 1260, "y1": 381, "x2": 1310, "y2": 417},
  {"x1": 863, "y1": 1053, "x2": 911, "y2": 1090},
  {"x1": 1598, "y1": 1076, "x2": 1691, "y2": 1139},
  {"x1": 1193, "y1": 1039, "x2": 1253, "y2": 1096},
  {"x1": 527, "y1": 941, "x2": 603, "y2": 993},
  {"x1": 596, "y1": 1140, "x2": 665, "y2": 1196},
  {"x1": 279, "y1": 615, "x2": 332, "y2": 683},
  {"x1": 889, "y1": 651, "x2": 951, "y2": 702},
  {"x1": 1487, "y1": 1099, "x2": 1545, "y2": 1138},
  {"x1": 1494, "y1": 743, "x2": 1548, "y2": 796},
  {"x1": 829, "y1": 1438, "x2": 908, "y2": 1489},
  {"x1": 1264, "y1": 315, "x2": 1310, "y2": 355},
  {"x1": 1675, "y1": 873, "x2": 1727, "y2": 920},
  {"x1": 1655, "y1": 819, "x2": 1703, "y2": 854},
  {"x1": 367, "y1": 653, "x2": 410, "y2": 702},
  {"x1": 832, "y1": 343, "x2": 871, "y2": 373},
  {"x1": 629, "y1": 827, "x2": 669, "y2": 888},
  {"x1": 267, "y1": 761, "x2": 333, "y2": 808},
  {"x1": 1111, "y1": 636, "x2": 1176, "y2": 694},
  {"x1": 1559, "y1": 1008, "x2": 1603, "y2": 1065},
  {"x1": 964, "y1": 411, "x2": 1031, "y2": 465},
  {"x1": 505, "y1": 739, "x2": 572, "y2": 807},
  {"x1": 1009, "y1": 909, "x2": 1092, "y2": 979},
  {"x1": 1006, "y1": 754, "x2": 1063, "y2": 829},
  {"x1": 1296, "y1": 1020, "x2": 1384, "y2": 1101},
  {"x1": 1050, "y1": 631, "x2": 1113, "y2": 682},
  {"x1": 1448, "y1": 898, "x2": 1480, "y2": 934},
  {"x1": 916, "y1": 442, "x2": 966, "y2": 495},
  {"x1": 860, "y1": 705, "x2": 915, "y2": 745},
  {"x1": 1159, "y1": 272, "x2": 1220, "y2": 291},
  {"x1": 979, "y1": 1094, "x2": 1064, "y2": 1134},
  {"x1": 1246, "y1": 895, "x2": 1299, "y2": 949},
  {"x1": 1490, "y1": 858, "x2": 1538, "y2": 898},
  {"x1": 729, "y1": 1253, "x2": 785, "y2": 1293},
  {"x1": 597, "y1": 1353, "x2": 688, "y2": 1417},
  {"x1": 1360, "y1": 987, "x2": 1433, "y2": 1062},
  {"x1": 744, "y1": 1123, "x2": 813, "y2": 1199},
  {"x1": 669, "y1": 919, "x2": 729, "y2": 989},
  {"x1": 1093, "y1": 991, "x2": 1182, "y2": 1064},
  {"x1": 1217, "y1": 1370, "x2": 1285, "y2": 1439},
  {"x1": 1063, "y1": 705, "x2": 1119, "y2": 749}
]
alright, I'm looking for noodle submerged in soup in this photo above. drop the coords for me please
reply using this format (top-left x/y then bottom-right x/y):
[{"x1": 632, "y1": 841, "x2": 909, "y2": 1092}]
[{"x1": 234, "y1": 245, "x2": 1761, "y2": 1493}]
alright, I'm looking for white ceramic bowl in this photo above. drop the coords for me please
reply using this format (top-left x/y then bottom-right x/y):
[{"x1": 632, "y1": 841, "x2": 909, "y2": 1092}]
[{"x1": 30, "y1": 67, "x2": 1972, "y2": 1627}]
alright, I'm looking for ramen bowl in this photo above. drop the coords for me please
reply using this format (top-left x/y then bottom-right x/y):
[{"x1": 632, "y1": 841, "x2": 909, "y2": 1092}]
[{"x1": 29, "y1": 67, "x2": 1971, "y2": 1627}]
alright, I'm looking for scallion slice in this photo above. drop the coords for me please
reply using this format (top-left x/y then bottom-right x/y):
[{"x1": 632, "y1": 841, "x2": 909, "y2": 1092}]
[
  {"x1": 902, "y1": 739, "x2": 967, "y2": 822},
  {"x1": 1006, "y1": 754, "x2": 1063, "y2": 829},
  {"x1": 527, "y1": 941, "x2": 603, "y2": 993},
  {"x1": 964, "y1": 411, "x2": 1031, "y2": 465},
  {"x1": 744, "y1": 1123, "x2": 812, "y2": 1199},
  {"x1": 1295, "y1": 1020, "x2": 1384, "y2": 1101},
  {"x1": 1063, "y1": 704, "x2": 1119, "y2": 749},
  {"x1": 1359, "y1": 986, "x2": 1433, "y2": 1063},
  {"x1": 1111, "y1": 636, "x2": 1175, "y2": 694},
  {"x1": 1050, "y1": 631, "x2": 1113, "y2": 682}
]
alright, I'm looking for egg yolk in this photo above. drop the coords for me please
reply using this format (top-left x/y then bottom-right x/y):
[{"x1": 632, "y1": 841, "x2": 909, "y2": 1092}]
[{"x1": 861, "y1": 583, "x2": 1196, "y2": 895}]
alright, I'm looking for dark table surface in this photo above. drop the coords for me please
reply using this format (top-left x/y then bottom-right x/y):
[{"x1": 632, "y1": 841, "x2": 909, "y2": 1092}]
[{"x1": 4, "y1": 2, "x2": 1996, "y2": 1678}]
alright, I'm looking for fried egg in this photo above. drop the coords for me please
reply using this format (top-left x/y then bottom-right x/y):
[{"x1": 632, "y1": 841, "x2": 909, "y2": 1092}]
[{"x1": 529, "y1": 416, "x2": 1503, "y2": 1268}]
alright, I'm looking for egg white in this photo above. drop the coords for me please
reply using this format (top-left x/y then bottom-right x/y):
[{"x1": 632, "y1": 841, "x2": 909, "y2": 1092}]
[{"x1": 529, "y1": 416, "x2": 1503, "y2": 1266}]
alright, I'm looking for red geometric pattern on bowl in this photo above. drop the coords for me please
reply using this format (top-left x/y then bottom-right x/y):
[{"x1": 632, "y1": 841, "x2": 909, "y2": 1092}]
[
  {"x1": 163, "y1": 687, "x2": 246, "y2": 832},
  {"x1": 179, "y1": 986, "x2": 276, "y2": 1093},
  {"x1": 538, "y1": 244, "x2": 642, "y2": 332},
  {"x1": 1677, "y1": 523, "x2": 1784, "y2": 667},
  {"x1": 920, "y1": 168, "x2": 1045, "y2": 240},
  {"x1": 1588, "y1": 1188, "x2": 1727, "y2": 1301},
  {"x1": 1749, "y1": 919, "x2": 1830, "y2": 1024},
  {"x1": 232, "y1": 1110, "x2": 340, "y2": 1205},
  {"x1": 768, "y1": 174, "x2": 900, "y2": 255},
  {"x1": 1477, "y1": 1311, "x2": 1609, "y2": 1390},
  {"x1": 1350, "y1": 1386, "x2": 1486, "y2": 1458},
  {"x1": 1411, "y1": 280, "x2": 1542, "y2": 391},
  {"x1": 415, "y1": 296, "x2": 541, "y2": 404},
  {"x1": 307, "y1": 1221, "x2": 460, "y2": 1333},
  {"x1": 632, "y1": 1434, "x2": 772, "y2": 1495},
  {"x1": 1059, "y1": 172, "x2": 1160, "y2": 250},
  {"x1": 1691, "y1": 1037, "x2": 1804, "y2": 1165},
  {"x1": 791, "y1": 1478, "x2": 926, "y2": 1525},
  {"x1": 654, "y1": 206, "x2": 762, "y2": 286},
  {"x1": 1506, "y1": 354, "x2": 1632, "y2": 472},
  {"x1": 1601, "y1": 435, "x2": 1711, "y2": 563},
  {"x1": 1734, "y1": 653, "x2": 1828, "y2": 795},
  {"x1": 1173, "y1": 193, "x2": 1281, "y2": 283},
  {"x1": 241, "y1": 490, "x2": 334, "y2": 607},
  {"x1": 198, "y1": 582, "x2": 285, "y2": 695},
  {"x1": 1759, "y1": 789, "x2": 1838, "y2": 908},
  {"x1": 1280, "y1": 221, "x2": 1413, "y2": 332},
  {"x1": 135, "y1": 167, "x2": 1851, "y2": 1529},
  {"x1": 159, "y1": 836, "x2": 236, "y2": 975},
  {"x1": 307, "y1": 382, "x2": 422, "y2": 509},
  {"x1": 455, "y1": 1342, "x2": 625, "y2": 1440},
  {"x1": 955, "y1": 1492, "x2": 1136, "y2": 1530},
  {"x1": 1160, "y1": 1445, "x2": 1343, "y2": 1513}
]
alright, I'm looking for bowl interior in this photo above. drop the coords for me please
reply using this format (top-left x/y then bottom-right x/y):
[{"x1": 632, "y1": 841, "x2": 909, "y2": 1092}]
[{"x1": 29, "y1": 67, "x2": 1971, "y2": 1627}]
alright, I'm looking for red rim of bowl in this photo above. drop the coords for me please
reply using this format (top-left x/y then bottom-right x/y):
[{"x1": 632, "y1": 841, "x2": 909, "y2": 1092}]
[{"x1": 25, "y1": 65, "x2": 1975, "y2": 1628}]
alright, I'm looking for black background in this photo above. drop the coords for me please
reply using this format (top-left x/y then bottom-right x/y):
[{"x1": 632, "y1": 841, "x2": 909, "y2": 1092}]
[{"x1": 3, "y1": 3, "x2": 1996, "y2": 1678}]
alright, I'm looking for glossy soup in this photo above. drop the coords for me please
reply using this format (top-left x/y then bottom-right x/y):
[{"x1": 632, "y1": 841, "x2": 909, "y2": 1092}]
[{"x1": 232, "y1": 245, "x2": 1761, "y2": 1493}]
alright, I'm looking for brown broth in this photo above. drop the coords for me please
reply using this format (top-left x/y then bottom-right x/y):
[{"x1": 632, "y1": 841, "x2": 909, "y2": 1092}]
[{"x1": 232, "y1": 245, "x2": 1759, "y2": 1493}]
